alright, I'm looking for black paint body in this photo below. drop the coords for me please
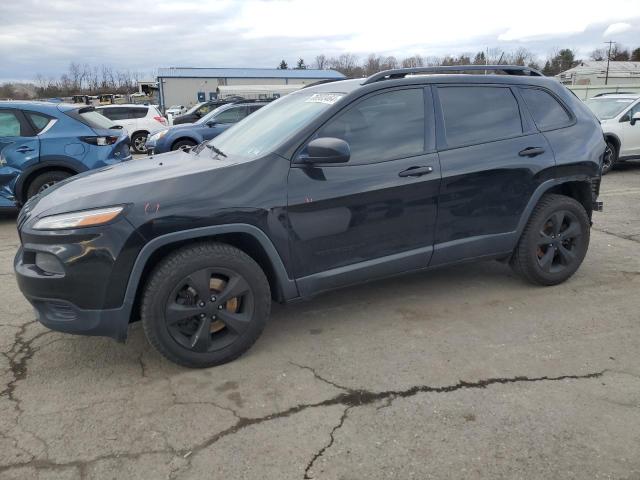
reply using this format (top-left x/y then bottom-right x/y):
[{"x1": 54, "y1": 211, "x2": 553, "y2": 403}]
[{"x1": 14, "y1": 73, "x2": 605, "y2": 340}]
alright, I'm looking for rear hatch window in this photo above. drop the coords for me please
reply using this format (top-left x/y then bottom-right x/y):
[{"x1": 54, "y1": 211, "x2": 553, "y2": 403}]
[{"x1": 66, "y1": 107, "x2": 116, "y2": 130}]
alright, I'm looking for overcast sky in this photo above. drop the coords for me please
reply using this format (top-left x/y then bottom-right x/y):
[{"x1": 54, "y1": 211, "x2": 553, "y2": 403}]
[{"x1": 2, "y1": 0, "x2": 640, "y2": 82}]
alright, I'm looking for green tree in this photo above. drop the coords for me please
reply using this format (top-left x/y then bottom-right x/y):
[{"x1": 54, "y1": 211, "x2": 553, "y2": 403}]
[
  {"x1": 295, "y1": 58, "x2": 307, "y2": 69},
  {"x1": 632, "y1": 48, "x2": 640, "y2": 61},
  {"x1": 278, "y1": 60, "x2": 288, "y2": 69}
]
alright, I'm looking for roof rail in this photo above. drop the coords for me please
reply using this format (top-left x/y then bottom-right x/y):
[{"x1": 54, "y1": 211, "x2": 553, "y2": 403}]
[{"x1": 362, "y1": 65, "x2": 544, "y2": 85}]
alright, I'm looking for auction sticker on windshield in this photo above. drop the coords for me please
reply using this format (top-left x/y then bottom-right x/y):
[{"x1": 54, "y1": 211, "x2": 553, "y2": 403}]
[{"x1": 305, "y1": 93, "x2": 343, "y2": 105}]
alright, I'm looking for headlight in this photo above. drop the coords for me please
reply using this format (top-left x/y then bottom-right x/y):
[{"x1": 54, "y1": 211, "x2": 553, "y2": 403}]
[
  {"x1": 149, "y1": 130, "x2": 168, "y2": 142},
  {"x1": 33, "y1": 206, "x2": 124, "y2": 230}
]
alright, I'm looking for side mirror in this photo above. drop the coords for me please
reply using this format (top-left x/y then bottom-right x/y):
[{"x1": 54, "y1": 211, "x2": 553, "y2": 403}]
[
  {"x1": 110, "y1": 125, "x2": 123, "y2": 130},
  {"x1": 631, "y1": 112, "x2": 640, "y2": 126},
  {"x1": 299, "y1": 137, "x2": 350, "y2": 165}
]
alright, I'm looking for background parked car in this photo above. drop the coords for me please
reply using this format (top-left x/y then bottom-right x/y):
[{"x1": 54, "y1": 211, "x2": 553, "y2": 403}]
[
  {"x1": 165, "y1": 105, "x2": 187, "y2": 117},
  {"x1": 0, "y1": 101, "x2": 130, "y2": 208},
  {"x1": 171, "y1": 97, "x2": 245, "y2": 125},
  {"x1": 146, "y1": 100, "x2": 267, "y2": 154},
  {"x1": 96, "y1": 104, "x2": 167, "y2": 154},
  {"x1": 584, "y1": 93, "x2": 640, "y2": 174}
]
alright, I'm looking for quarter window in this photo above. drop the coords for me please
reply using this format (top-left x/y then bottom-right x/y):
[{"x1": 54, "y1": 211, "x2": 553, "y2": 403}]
[
  {"x1": 519, "y1": 88, "x2": 571, "y2": 130},
  {"x1": 0, "y1": 111, "x2": 22, "y2": 137},
  {"x1": 314, "y1": 88, "x2": 425, "y2": 164},
  {"x1": 25, "y1": 112, "x2": 52, "y2": 133},
  {"x1": 438, "y1": 86, "x2": 522, "y2": 148}
]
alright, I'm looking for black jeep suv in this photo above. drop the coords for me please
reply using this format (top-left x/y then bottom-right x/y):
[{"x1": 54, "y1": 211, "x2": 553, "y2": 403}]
[{"x1": 15, "y1": 66, "x2": 605, "y2": 368}]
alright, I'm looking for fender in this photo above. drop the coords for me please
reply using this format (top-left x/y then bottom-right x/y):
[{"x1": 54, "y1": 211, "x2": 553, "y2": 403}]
[
  {"x1": 514, "y1": 175, "x2": 594, "y2": 240},
  {"x1": 117, "y1": 223, "x2": 299, "y2": 328},
  {"x1": 15, "y1": 157, "x2": 87, "y2": 202}
]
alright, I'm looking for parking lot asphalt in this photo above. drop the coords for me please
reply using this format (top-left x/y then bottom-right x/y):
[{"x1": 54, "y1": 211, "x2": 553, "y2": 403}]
[{"x1": 1, "y1": 164, "x2": 640, "y2": 479}]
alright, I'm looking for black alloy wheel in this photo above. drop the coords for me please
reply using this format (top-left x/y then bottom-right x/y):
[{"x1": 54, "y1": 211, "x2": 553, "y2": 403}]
[{"x1": 165, "y1": 268, "x2": 254, "y2": 353}]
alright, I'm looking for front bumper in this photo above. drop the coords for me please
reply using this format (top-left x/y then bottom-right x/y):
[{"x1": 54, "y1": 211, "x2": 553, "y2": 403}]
[
  {"x1": 14, "y1": 218, "x2": 145, "y2": 341},
  {"x1": 24, "y1": 294, "x2": 130, "y2": 341}
]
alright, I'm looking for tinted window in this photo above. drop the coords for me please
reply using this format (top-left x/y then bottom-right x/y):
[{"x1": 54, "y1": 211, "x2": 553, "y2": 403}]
[
  {"x1": 439, "y1": 86, "x2": 522, "y2": 147},
  {"x1": 129, "y1": 107, "x2": 148, "y2": 119},
  {"x1": 620, "y1": 101, "x2": 640, "y2": 122},
  {"x1": 25, "y1": 112, "x2": 52, "y2": 132},
  {"x1": 520, "y1": 88, "x2": 571, "y2": 129},
  {"x1": 67, "y1": 108, "x2": 115, "y2": 130},
  {"x1": 315, "y1": 88, "x2": 425, "y2": 164},
  {"x1": 214, "y1": 106, "x2": 245, "y2": 124},
  {"x1": 0, "y1": 111, "x2": 21, "y2": 137}
]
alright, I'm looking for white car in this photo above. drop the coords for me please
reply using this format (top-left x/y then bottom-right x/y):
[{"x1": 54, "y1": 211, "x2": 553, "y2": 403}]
[
  {"x1": 96, "y1": 104, "x2": 168, "y2": 154},
  {"x1": 165, "y1": 104, "x2": 187, "y2": 116},
  {"x1": 585, "y1": 94, "x2": 640, "y2": 174}
]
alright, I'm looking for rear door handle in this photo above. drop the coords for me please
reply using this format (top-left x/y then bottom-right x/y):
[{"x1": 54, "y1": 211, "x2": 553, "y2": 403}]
[
  {"x1": 398, "y1": 166, "x2": 433, "y2": 177},
  {"x1": 518, "y1": 147, "x2": 545, "y2": 157},
  {"x1": 16, "y1": 146, "x2": 35, "y2": 153}
]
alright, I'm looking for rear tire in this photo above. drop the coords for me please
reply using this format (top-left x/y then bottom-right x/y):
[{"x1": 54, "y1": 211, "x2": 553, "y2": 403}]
[
  {"x1": 510, "y1": 194, "x2": 590, "y2": 286},
  {"x1": 26, "y1": 170, "x2": 71, "y2": 200},
  {"x1": 171, "y1": 139, "x2": 197, "y2": 151},
  {"x1": 141, "y1": 242, "x2": 271, "y2": 368}
]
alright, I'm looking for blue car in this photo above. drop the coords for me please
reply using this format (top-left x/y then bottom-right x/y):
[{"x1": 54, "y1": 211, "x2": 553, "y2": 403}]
[
  {"x1": 145, "y1": 100, "x2": 269, "y2": 154},
  {"x1": 0, "y1": 101, "x2": 131, "y2": 208}
]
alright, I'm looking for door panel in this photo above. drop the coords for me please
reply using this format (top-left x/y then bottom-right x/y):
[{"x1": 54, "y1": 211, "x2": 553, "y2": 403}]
[
  {"x1": 288, "y1": 153, "x2": 441, "y2": 279},
  {"x1": 432, "y1": 133, "x2": 554, "y2": 265},
  {"x1": 0, "y1": 109, "x2": 39, "y2": 205},
  {"x1": 286, "y1": 87, "x2": 440, "y2": 285},
  {"x1": 619, "y1": 103, "x2": 640, "y2": 157},
  {"x1": 431, "y1": 84, "x2": 555, "y2": 266}
]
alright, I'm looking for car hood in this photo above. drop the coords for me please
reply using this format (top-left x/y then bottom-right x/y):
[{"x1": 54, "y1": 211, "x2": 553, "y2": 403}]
[{"x1": 26, "y1": 149, "x2": 241, "y2": 219}]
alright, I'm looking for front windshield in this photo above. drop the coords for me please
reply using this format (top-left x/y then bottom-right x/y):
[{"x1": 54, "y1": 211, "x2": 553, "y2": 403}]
[
  {"x1": 205, "y1": 91, "x2": 344, "y2": 158},
  {"x1": 585, "y1": 98, "x2": 635, "y2": 120},
  {"x1": 196, "y1": 104, "x2": 232, "y2": 124}
]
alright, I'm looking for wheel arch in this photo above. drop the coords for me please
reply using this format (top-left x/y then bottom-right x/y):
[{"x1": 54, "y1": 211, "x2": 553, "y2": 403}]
[
  {"x1": 516, "y1": 177, "x2": 596, "y2": 242},
  {"x1": 126, "y1": 224, "x2": 298, "y2": 323},
  {"x1": 170, "y1": 136, "x2": 199, "y2": 150},
  {"x1": 16, "y1": 160, "x2": 84, "y2": 203}
]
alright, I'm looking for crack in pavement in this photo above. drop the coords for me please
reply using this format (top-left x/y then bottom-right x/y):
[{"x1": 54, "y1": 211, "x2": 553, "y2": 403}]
[
  {"x1": 592, "y1": 227, "x2": 640, "y2": 244},
  {"x1": 288, "y1": 361, "x2": 353, "y2": 392},
  {"x1": 304, "y1": 406, "x2": 352, "y2": 479},
  {"x1": 174, "y1": 368, "x2": 606, "y2": 477},
  {"x1": 0, "y1": 368, "x2": 608, "y2": 476},
  {"x1": 0, "y1": 320, "x2": 51, "y2": 413}
]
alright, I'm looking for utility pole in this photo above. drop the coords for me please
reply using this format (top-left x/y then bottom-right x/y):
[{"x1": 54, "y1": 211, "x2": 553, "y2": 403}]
[{"x1": 604, "y1": 40, "x2": 616, "y2": 85}]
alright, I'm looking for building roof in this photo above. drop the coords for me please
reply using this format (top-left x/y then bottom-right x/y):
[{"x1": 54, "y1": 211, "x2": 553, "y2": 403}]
[
  {"x1": 157, "y1": 67, "x2": 345, "y2": 79},
  {"x1": 557, "y1": 61, "x2": 640, "y2": 78}
]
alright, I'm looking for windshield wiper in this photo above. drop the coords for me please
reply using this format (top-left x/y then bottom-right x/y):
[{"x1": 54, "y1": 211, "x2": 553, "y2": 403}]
[{"x1": 205, "y1": 143, "x2": 227, "y2": 158}]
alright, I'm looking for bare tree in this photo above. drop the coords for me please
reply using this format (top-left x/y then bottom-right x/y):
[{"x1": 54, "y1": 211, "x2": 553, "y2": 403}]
[{"x1": 313, "y1": 55, "x2": 327, "y2": 69}]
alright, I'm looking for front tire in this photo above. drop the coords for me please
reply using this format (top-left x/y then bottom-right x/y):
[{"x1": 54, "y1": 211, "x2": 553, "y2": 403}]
[
  {"x1": 602, "y1": 140, "x2": 618, "y2": 175},
  {"x1": 131, "y1": 131, "x2": 148, "y2": 154},
  {"x1": 26, "y1": 170, "x2": 71, "y2": 200},
  {"x1": 171, "y1": 139, "x2": 197, "y2": 152},
  {"x1": 511, "y1": 194, "x2": 590, "y2": 286},
  {"x1": 141, "y1": 242, "x2": 271, "y2": 368}
]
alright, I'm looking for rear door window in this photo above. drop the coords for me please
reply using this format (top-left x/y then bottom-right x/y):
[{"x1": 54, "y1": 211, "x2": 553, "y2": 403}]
[
  {"x1": 214, "y1": 106, "x2": 246, "y2": 124},
  {"x1": 519, "y1": 88, "x2": 572, "y2": 130},
  {"x1": 0, "y1": 110, "x2": 23, "y2": 137},
  {"x1": 438, "y1": 86, "x2": 523, "y2": 148}
]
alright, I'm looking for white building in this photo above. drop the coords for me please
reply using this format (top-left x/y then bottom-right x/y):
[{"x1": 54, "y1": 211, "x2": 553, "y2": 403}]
[
  {"x1": 556, "y1": 61, "x2": 640, "y2": 86},
  {"x1": 157, "y1": 67, "x2": 345, "y2": 110}
]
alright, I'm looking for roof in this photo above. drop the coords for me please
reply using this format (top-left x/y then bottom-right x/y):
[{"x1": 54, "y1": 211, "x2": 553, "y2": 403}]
[
  {"x1": 0, "y1": 100, "x2": 77, "y2": 112},
  {"x1": 557, "y1": 61, "x2": 640, "y2": 77},
  {"x1": 157, "y1": 67, "x2": 345, "y2": 80}
]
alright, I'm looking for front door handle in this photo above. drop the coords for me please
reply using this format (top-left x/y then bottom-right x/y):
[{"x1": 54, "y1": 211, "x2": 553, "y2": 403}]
[
  {"x1": 398, "y1": 166, "x2": 433, "y2": 177},
  {"x1": 16, "y1": 146, "x2": 35, "y2": 153},
  {"x1": 518, "y1": 147, "x2": 545, "y2": 157}
]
